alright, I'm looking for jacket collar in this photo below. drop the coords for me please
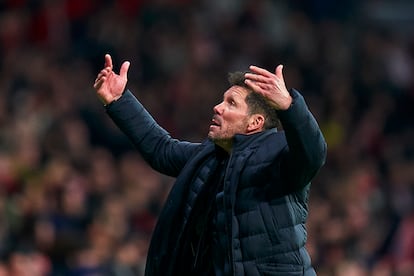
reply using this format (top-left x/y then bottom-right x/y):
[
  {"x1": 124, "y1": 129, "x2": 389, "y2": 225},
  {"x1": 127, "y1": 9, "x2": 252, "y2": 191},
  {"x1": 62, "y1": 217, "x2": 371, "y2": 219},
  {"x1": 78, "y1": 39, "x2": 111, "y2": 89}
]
[{"x1": 231, "y1": 128, "x2": 278, "y2": 152}]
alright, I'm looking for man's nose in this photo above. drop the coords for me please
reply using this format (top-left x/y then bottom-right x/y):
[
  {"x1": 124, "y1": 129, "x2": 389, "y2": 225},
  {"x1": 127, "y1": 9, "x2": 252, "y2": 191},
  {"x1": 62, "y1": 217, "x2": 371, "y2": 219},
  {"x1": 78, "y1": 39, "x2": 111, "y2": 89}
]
[{"x1": 213, "y1": 102, "x2": 223, "y2": 114}]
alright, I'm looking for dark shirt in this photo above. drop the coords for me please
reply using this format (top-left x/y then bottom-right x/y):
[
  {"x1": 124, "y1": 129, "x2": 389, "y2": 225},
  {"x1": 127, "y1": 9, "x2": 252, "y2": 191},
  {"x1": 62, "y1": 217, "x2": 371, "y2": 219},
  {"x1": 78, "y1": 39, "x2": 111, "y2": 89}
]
[
  {"x1": 212, "y1": 188, "x2": 230, "y2": 276},
  {"x1": 176, "y1": 150, "x2": 228, "y2": 275}
]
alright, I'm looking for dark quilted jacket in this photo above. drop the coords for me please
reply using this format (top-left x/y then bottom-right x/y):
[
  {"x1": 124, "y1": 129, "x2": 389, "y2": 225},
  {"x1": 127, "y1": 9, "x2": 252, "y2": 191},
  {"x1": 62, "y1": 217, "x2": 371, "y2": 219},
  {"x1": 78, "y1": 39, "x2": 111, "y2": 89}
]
[{"x1": 106, "y1": 89, "x2": 327, "y2": 276}]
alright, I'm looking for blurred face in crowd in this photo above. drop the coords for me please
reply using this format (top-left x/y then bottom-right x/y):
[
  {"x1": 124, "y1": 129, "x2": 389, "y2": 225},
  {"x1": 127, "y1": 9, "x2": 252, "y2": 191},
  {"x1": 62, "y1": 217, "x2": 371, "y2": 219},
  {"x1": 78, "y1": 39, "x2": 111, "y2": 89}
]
[{"x1": 208, "y1": 86, "x2": 257, "y2": 150}]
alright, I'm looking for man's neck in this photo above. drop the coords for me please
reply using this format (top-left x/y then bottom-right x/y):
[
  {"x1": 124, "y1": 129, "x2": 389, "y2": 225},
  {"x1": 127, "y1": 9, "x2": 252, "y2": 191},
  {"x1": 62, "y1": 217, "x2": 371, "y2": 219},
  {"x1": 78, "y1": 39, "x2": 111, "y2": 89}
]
[{"x1": 214, "y1": 139, "x2": 233, "y2": 154}]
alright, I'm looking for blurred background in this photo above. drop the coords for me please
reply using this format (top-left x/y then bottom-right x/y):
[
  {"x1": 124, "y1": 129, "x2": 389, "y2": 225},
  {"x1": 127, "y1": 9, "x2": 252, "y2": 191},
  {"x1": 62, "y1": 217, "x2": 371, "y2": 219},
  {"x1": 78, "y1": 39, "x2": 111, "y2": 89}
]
[{"x1": 0, "y1": 0, "x2": 413, "y2": 275}]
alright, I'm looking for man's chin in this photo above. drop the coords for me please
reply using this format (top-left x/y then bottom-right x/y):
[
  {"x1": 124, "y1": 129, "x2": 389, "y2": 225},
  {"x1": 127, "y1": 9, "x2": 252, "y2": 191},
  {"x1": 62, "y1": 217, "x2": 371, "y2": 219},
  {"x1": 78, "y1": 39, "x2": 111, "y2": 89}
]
[
  {"x1": 208, "y1": 131, "x2": 222, "y2": 141},
  {"x1": 208, "y1": 129, "x2": 218, "y2": 139},
  {"x1": 208, "y1": 133, "x2": 230, "y2": 145}
]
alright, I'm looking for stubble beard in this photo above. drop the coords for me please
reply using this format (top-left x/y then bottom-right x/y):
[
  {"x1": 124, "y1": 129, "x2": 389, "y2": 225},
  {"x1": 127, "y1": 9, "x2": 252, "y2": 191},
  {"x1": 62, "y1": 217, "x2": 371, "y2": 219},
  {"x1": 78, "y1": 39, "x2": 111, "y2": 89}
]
[{"x1": 208, "y1": 129, "x2": 234, "y2": 152}]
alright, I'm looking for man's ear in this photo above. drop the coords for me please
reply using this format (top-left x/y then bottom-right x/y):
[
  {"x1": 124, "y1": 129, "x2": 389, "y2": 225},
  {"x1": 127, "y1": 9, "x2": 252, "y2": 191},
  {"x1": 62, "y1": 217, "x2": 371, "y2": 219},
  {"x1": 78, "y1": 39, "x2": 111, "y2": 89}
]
[{"x1": 247, "y1": 114, "x2": 265, "y2": 133}]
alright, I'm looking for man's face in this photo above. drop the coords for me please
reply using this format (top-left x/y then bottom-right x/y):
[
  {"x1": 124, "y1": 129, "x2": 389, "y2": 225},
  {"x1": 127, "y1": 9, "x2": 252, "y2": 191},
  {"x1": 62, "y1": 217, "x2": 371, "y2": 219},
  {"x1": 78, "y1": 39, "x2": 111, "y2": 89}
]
[{"x1": 208, "y1": 86, "x2": 251, "y2": 144}]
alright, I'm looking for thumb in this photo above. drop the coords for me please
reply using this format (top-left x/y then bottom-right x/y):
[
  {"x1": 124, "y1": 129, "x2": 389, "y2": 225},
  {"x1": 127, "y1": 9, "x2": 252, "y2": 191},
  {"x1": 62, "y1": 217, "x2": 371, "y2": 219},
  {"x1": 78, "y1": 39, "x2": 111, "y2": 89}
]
[
  {"x1": 275, "y1": 64, "x2": 284, "y2": 79},
  {"x1": 119, "y1": 61, "x2": 130, "y2": 79}
]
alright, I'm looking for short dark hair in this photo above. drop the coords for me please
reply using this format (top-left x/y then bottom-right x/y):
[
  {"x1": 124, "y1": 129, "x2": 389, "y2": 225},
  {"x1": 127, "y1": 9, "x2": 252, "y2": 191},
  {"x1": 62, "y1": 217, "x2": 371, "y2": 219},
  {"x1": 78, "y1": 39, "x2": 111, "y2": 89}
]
[{"x1": 228, "y1": 71, "x2": 281, "y2": 130}]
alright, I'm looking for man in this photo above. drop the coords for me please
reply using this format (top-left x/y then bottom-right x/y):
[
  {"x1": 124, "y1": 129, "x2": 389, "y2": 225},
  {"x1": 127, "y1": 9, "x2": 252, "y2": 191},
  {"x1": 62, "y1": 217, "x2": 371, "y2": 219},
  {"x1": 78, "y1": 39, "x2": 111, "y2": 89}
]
[{"x1": 94, "y1": 54, "x2": 327, "y2": 275}]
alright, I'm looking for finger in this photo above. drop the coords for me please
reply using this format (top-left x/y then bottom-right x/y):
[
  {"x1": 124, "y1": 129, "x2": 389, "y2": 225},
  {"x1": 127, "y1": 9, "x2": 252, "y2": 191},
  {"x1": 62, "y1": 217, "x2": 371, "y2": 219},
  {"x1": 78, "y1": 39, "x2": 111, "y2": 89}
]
[
  {"x1": 104, "y1": 54, "x2": 113, "y2": 70},
  {"x1": 257, "y1": 82, "x2": 273, "y2": 91},
  {"x1": 93, "y1": 77, "x2": 105, "y2": 89},
  {"x1": 97, "y1": 70, "x2": 106, "y2": 78},
  {"x1": 249, "y1": 65, "x2": 273, "y2": 78},
  {"x1": 119, "y1": 61, "x2": 130, "y2": 79},
  {"x1": 245, "y1": 79, "x2": 265, "y2": 94},
  {"x1": 94, "y1": 73, "x2": 105, "y2": 83},
  {"x1": 245, "y1": 73, "x2": 273, "y2": 84},
  {"x1": 95, "y1": 69, "x2": 109, "y2": 82}
]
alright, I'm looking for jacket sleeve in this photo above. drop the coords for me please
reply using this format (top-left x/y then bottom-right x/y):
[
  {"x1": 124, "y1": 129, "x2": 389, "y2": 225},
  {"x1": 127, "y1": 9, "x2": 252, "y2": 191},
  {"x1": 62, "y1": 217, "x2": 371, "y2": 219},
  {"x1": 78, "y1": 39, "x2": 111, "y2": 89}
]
[
  {"x1": 277, "y1": 89, "x2": 327, "y2": 189},
  {"x1": 105, "y1": 90, "x2": 200, "y2": 177}
]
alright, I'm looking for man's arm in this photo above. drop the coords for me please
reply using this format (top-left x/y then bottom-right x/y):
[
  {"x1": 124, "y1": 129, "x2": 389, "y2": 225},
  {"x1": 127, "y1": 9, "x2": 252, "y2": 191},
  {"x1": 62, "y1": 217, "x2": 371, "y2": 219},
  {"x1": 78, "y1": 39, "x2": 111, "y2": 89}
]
[
  {"x1": 277, "y1": 89, "x2": 327, "y2": 187},
  {"x1": 93, "y1": 54, "x2": 199, "y2": 176},
  {"x1": 245, "y1": 65, "x2": 327, "y2": 187},
  {"x1": 106, "y1": 90, "x2": 199, "y2": 177}
]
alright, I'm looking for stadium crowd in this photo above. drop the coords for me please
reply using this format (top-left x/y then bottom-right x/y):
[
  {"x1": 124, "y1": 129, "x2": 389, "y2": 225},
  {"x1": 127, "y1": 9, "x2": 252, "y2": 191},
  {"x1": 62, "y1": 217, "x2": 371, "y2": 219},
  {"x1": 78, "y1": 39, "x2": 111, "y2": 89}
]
[{"x1": 0, "y1": 0, "x2": 413, "y2": 275}]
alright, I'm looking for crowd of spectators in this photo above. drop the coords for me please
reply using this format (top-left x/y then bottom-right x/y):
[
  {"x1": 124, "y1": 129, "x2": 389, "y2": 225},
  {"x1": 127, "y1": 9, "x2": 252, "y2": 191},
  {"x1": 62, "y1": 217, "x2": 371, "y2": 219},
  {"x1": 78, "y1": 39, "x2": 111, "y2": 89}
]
[{"x1": 0, "y1": 0, "x2": 413, "y2": 275}]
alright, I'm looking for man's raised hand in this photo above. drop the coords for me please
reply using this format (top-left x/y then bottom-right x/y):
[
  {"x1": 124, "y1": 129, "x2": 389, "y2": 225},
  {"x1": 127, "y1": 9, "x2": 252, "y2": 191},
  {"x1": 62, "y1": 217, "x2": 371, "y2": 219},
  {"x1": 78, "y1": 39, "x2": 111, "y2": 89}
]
[
  {"x1": 94, "y1": 54, "x2": 130, "y2": 105},
  {"x1": 244, "y1": 65, "x2": 292, "y2": 110}
]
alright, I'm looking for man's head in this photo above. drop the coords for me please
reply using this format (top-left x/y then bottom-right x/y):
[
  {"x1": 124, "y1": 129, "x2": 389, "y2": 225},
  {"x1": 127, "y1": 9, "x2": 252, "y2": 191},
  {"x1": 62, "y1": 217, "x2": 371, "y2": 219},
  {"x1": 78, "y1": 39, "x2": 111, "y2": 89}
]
[{"x1": 208, "y1": 71, "x2": 280, "y2": 151}]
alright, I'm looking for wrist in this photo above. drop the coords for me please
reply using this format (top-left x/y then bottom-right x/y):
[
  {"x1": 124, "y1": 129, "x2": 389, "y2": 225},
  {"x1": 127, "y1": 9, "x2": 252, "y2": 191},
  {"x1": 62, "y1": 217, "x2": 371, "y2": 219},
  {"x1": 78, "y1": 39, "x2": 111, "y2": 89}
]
[
  {"x1": 101, "y1": 91, "x2": 125, "y2": 106},
  {"x1": 279, "y1": 95, "x2": 293, "y2": 110}
]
